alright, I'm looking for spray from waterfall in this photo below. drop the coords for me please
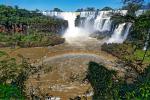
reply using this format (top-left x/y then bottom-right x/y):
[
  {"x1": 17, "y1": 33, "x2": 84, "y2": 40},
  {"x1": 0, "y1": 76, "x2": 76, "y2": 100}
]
[
  {"x1": 107, "y1": 23, "x2": 132, "y2": 43},
  {"x1": 94, "y1": 11, "x2": 105, "y2": 31},
  {"x1": 102, "y1": 18, "x2": 112, "y2": 32},
  {"x1": 60, "y1": 12, "x2": 91, "y2": 44},
  {"x1": 84, "y1": 14, "x2": 95, "y2": 32},
  {"x1": 83, "y1": 11, "x2": 112, "y2": 32},
  {"x1": 122, "y1": 23, "x2": 132, "y2": 41},
  {"x1": 44, "y1": 10, "x2": 132, "y2": 44}
]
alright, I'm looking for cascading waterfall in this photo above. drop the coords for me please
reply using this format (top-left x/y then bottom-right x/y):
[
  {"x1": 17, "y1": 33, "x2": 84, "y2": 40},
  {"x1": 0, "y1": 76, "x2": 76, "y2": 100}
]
[
  {"x1": 94, "y1": 11, "x2": 112, "y2": 32},
  {"x1": 107, "y1": 23, "x2": 132, "y2": 43},
  {"x1": 101, "y1": 18, "x2": 112, "y2": 32},
  {"x1": 80, "y1": 11, "x2": 113, "y2": 33},
  {"x1": 122, "y1": 23, "x2": 132, "y2": 41},
  {"x1": 93, "y1": 11, "x2": 104, "y2": 31},
  {"x1": 84, "y1": 14, "x2": 95, "y2": 32},
  {"x1": 43, "y1": 10, "x2": 134, "y2": 44},
  {"x1": 60, "y1": 12, "x2": 91, "y2": 44},
  {"x1": 107, "y1": 23, "x2": 126, "y2": 43},
  {"x1": 83, "y1": 12, "x2": 95, "y2": 32}
]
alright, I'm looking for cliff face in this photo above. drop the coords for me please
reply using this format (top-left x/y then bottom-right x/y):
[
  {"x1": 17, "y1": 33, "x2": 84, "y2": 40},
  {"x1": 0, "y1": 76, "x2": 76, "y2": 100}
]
[
  {"x1": 0, "y1": 20, "x2": 68, "y2": 34},
  {"x1": 0, "y1": 24, "x2": 27, "y2": 34},
  {"x1": 0, "y1": 5, "x2": 68, "y2": 34},
  {"x1": 29, "y1": 20, "x2": 68, "y2": 34}
]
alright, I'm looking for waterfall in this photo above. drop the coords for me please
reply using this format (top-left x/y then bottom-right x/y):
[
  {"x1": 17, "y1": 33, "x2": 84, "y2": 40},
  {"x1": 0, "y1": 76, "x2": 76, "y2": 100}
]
[
  {"x1": 93, "y1": 11, "x2": 112, "y2": 32},
  {"x1": 42, "y1": 10, "x2": 134, "y2": 44},
  {"x1": 83, "y1": 12, "x2": 95, "y2": 32},
  {"x1": 122, "y1": 23, "x2": 132, "y2": 41},
  {"x1": 107, "y1": 23, "x2": 126, "y2": 43},
  {"x1": 84, "y1": 15, "x2": 95, "y2": 31},
  {"x1": 101, "y1": 18, "x2": 112, "y2": 32},
  {"x1": 94, "y1": 11, "x2": 105, "y2": 31},
  {"x1": 107, "y1": 23, "x2": 132, "y2": 43},
  {"x1": 81, "y1": 11, "x2": 113, "y2": 32},
  {"x1": 60, "y1": 12, "x2": 91, "y2": 44}
]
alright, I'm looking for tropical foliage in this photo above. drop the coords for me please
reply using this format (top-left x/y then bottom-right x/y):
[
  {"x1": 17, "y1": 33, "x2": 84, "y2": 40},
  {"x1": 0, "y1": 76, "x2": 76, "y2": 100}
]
[
  {"x1": 0, "y1": 84, "x2": 24, "y2": 99},
  {"x1": 87, "y1": 62, "x2": 150, "y2": 100},
  {"x1": 86, "y1": 62, "x2": 116, "y2": 99},
  {"x1": 110, "y1": 0, "x2": 150, "y2": 66},
  {"x1": 0, "y1": 32, "x2": 65, "y2": 47},
  {"x1": 101, "y1": 7, "x2": 114, "y2": 11},
  {"x1": 0, "y1": 50, "x2": 42, "y2": 99},
  {"x1": 0, "y1": 51, "x2": 24, "y2": 99},
  {"x1": 0, "y1": 5, "x2": 67, "y2": 34},
  {"x1": 0, "y1": 5, "x2": 66, "y2": 48}
]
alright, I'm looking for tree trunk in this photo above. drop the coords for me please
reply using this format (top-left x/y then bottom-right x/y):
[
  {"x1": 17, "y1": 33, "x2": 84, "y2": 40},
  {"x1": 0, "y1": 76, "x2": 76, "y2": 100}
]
[
  {"x1": 141, "y1": 46, "x2": 148, "y2": 64},
  {"x1": 132, "y1": 44, "x2": 138, "y2": 55},
  {"x1": 141, "y1": 32, "x2": 150, "y2": 64}
]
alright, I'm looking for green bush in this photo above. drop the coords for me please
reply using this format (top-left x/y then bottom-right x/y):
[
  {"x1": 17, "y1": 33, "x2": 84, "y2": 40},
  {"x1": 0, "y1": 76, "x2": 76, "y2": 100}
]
[
  {"x1": 0, "y1": 84, "x2": 24, "y2": 99},
  {"x1": 87, "y1": 62, "x2": 116, "y2": 99},
  {"x1": 0, "y1": 33, "x2": 65, "y2": 48},
  {"x1": 87, "y1": 62, "x2": 150, "y2": 100}
]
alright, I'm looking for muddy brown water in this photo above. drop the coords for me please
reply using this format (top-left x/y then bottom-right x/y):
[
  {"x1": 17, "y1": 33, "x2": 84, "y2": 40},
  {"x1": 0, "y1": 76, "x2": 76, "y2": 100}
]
[{"x1": 0, "y1": 41, "x2": 126, "y2": 100}]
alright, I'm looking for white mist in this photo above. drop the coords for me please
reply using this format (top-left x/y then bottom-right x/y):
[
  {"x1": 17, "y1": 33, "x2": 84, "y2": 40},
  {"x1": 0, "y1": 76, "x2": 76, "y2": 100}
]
[
  {"x1": 107, "y1": 23, "x2": 132, "y2": 43},
  {"x1": 61, "y1": 12, "x2": 91, "y2": 44},
  {"x1": 45, "y1": 11, "x2": 132, "y2": 44}
]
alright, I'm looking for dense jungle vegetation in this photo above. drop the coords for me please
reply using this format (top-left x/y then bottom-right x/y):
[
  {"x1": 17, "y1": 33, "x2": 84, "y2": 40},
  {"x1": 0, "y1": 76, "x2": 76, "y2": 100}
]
[
  {"x1": 86, "y1": 61, "x2": 150, "y2": 100},
  {"x1": 99, "y1": 0, "x2": 150, "y2": 99},
  {"x1": 0, "y1": 5, "x2": 67, "y2": 99},
  {"x1": 0, "y1": 5, "x2": 67, "y2": 47},
  {"x1": 0, "y1": 51, "x2": 33, "y2": 99},
  {"x1": 102, "y1": 0, "x2": 150, "y2": 71}
]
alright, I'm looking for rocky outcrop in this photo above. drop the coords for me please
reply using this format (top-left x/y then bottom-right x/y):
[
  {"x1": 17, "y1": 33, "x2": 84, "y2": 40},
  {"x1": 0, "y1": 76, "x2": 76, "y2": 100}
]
[
  {"x1": 29, "y1": 21, "x2": 68, "y2": 34},
  {"x1": 0, "y1": 24, "x2": 27, "y2": 34},
  {"x1": 0, "y1": 19, "x2": 68, "y2": 34}
]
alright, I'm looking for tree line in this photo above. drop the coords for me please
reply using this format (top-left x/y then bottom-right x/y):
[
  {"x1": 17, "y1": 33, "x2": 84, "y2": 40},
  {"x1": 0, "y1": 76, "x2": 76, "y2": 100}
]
[
  {"x1": 0, "y1": 5, "x2": 67, "y2": 48},
  {"x1": 0, "y1": 5, "x2": 67, "y2": 34}
]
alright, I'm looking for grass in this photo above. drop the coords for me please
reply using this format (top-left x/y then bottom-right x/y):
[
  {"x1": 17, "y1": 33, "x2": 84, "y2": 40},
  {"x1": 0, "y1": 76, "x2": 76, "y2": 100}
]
[
  {"x1": 0, "y1": 84, "x2": 24, "y2": 99},
  {"x1": 134, "y1": 50, "x2": 150, "y2": 64},
  {"x1": 101, "y1": 43, "x2": 150, "y2": 66}
]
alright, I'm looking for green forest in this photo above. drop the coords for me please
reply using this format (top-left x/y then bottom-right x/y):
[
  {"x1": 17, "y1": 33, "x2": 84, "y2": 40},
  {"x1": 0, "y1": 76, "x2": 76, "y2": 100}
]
[{"x1": 0, "y1": 5, "x2": 67, "y2": 48}]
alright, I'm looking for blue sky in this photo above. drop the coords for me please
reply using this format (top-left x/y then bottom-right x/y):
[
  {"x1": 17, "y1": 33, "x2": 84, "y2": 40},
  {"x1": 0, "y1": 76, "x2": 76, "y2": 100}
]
[{"x1": 0, "y1": 0, "x2": 149, "y2": 11}]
